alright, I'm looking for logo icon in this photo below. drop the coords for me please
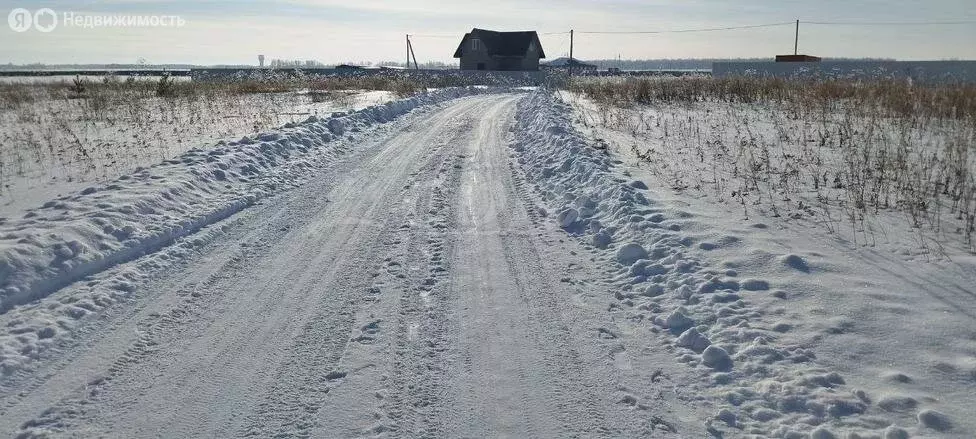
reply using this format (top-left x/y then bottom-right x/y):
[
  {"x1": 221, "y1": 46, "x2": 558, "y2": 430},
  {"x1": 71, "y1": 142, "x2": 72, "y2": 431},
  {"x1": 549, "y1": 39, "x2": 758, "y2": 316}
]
[
  {"x1": 8, "y1": 8, "x2": 32, "y2": 32},
  {"x1": 33, "y1": 8, "x2": 57, "y2": 32}
]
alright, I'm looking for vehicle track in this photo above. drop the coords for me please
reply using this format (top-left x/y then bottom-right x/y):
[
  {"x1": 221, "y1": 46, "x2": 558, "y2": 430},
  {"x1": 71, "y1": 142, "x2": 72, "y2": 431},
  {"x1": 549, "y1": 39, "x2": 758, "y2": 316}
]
[{"x1": 3, "y1": 94, "x2": 683, "y2": 438}]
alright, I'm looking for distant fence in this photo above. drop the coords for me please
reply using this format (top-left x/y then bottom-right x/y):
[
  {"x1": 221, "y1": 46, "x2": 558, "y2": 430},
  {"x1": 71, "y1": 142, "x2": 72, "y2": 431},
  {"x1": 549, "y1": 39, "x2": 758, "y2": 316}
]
[
  {"x1": 712, "y1": 61, "x2": 976, "y2": 84},
  {"x1": 571, "y1": 69, "x2": 711, "y2": 78},
  {"x1": 0, "y1": 69, "x2": 191, "y2": 77},
  {"x1": 189, "y1": 68, "x2": 548, "y2": 87}
]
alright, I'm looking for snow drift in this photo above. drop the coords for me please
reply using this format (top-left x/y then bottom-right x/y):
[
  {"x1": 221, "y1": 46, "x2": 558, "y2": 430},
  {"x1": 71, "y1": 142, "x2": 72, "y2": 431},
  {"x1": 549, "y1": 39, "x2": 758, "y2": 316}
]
[
  {"x1": 509, "y1": 90, "x2": 926, "y2": 438},
  {"x1": 0, "y1": 87, "x2": 489, "y2": 314}
]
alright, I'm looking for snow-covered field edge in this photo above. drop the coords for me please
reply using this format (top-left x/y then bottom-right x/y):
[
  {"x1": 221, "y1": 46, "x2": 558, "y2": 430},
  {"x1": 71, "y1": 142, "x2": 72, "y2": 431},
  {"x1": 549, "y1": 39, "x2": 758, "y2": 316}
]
[
  {"x1": 509, "y1": 90, "x2": 953, "y2": 438},
  {"x1": 0, "y1": 87, "x2": 501, "y2": 377}
]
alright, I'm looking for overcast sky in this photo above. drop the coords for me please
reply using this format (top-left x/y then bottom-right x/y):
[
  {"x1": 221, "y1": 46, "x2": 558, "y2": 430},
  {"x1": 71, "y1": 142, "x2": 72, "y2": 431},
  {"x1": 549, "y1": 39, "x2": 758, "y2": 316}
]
[{"x1": 1, "y1": 0, "x2": 974, "y2": 65}]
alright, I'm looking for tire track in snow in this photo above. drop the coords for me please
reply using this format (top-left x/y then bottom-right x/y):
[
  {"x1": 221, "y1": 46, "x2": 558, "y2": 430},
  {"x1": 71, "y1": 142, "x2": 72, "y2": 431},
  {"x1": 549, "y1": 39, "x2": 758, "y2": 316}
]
[
  {"x1": 0, "y1": 93, "x2": 472, "y2": 396},
  {"x1": 2, "y1": 192, "x2": 302, "y2": 435},
  {"x1": 377, "y1": 127, "x2": 469, "y2": 438},
  {"x1": 305, "y1": 151, "x2": 458, "y2": 437},
  {"x1": 8, "y1": 97, "x2": 497, "y2": 438},
  {"x1": 239, "y1": 102, "x2": 490, "y2": 439},
  {"x1": 304, "y1": 104, "x2": 495, "y2": 437},
  {"x1": 436, "y1": 94, "x2": 634, "y2": 437}
]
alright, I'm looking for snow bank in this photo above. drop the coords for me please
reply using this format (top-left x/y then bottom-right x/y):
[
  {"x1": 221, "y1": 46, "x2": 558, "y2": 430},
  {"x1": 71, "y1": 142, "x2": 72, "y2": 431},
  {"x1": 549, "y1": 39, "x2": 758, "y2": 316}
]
[
  {"x1": 0, "y1": 87, "x2": 493, "y2": 376},
  {"x1": 510, "y1": 90, "x2": 892, "y2": 438}
]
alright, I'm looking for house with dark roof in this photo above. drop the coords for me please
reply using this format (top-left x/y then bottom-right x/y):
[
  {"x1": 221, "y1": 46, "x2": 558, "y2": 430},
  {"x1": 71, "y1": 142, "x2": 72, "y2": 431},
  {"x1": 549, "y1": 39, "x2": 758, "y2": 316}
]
[{"x1": 453, "y1": 28, "x2": 546, "y2": 71}]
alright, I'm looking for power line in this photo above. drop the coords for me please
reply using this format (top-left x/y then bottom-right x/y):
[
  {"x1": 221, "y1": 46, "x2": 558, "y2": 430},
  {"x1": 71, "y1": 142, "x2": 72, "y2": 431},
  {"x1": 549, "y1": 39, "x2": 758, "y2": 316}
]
[
  {"x1": 408, "y1": 19, "x2": 973, "y2": 38},
  {"x1": 405, "y1": 18, "x2": 974, "y2": 56},
  {"x1": 803, "y1": 20, "x2": 976, "y2": 26},
  {"x1": 407, "y1": 34, "x2": 458, "y2": 39},
  {"x1": 576, "y1": 22, "x2": 795, "y2": 35}
]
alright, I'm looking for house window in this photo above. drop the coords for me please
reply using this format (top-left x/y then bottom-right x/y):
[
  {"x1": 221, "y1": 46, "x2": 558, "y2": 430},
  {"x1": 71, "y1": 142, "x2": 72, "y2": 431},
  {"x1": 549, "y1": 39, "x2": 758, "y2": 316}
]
[{"x1": 471, "y1": 38, "x2": 482, "y2": 51}]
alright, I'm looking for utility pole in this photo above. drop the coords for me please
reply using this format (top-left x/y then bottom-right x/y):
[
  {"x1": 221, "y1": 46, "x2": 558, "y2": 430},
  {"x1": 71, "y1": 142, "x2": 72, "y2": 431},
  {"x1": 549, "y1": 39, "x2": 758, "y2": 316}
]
[
  {"x1": 407, "y1": 37, "x2": 419, "y2": 70},
  {"x1": 794, "y1": 20, "x2": 799, "y2": 55},
  {"x1": 569, "y1": 29, "x2": 575, "y2": 60},
  {"x1": 569, "y1": 29, "x2": 575, "y2": 75},
  {"x1": 406, "y1": 34, "x2": 411, "y2": 68}
]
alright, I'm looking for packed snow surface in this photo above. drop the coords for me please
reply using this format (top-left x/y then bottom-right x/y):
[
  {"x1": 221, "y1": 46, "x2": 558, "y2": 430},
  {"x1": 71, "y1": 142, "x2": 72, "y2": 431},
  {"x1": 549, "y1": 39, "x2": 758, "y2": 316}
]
[{"x1": 0, "y1": 88, "x2": 973, "y2": 438}]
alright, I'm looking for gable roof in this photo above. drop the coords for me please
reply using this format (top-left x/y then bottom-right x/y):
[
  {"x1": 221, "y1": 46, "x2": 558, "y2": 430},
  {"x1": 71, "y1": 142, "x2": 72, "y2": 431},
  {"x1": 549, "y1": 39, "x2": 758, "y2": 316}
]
[{"x1": 453, "y1": 28, "x2": 546, "y2": 59}]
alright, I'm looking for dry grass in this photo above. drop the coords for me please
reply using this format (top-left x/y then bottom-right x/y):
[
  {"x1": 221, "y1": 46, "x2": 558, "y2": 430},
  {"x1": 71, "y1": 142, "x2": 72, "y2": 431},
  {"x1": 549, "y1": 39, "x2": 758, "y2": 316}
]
[
  {"x1": 0, "y1": 69, "x2": 527, "y2": 207},
  {"x1": 569, "y1": 76, "x2": 976, "y2": 119},
  {"x1": 0, "y1": 74, "x2": 429, "y2": 107},
  {"x1": 566, "y1": 76, "x2": 976, "y2": 253},
  {"x1": 0, "y1": 74, "x2": 429, "y2": 201}
]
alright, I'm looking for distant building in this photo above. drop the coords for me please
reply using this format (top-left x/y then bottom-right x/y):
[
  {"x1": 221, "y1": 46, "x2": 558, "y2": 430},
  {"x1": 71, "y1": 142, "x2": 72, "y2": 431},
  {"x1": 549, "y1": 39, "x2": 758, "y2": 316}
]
[
  {"x1": 453, "y1": 28, "x2": 546, "y2": 71},
  {"x1": 775, "y1": 55, "x2": 821, "y2": 62},
  {"x1": 542, "y1": 57, "x2": 598, "y2": 72}
]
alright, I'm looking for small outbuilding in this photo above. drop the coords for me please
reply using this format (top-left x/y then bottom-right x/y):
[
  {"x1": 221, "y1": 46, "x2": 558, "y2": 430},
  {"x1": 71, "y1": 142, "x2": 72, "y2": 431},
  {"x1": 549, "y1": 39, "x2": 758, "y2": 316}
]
[
  {"x1": 775, "y1": 55, "x2": 821, "y2": 62},
  {"x1": 542, "y1": 57, "x2": 598, "y2": 72},
  {"x1": 453, "y1": 28, "x2": 546, "y2": 71}
]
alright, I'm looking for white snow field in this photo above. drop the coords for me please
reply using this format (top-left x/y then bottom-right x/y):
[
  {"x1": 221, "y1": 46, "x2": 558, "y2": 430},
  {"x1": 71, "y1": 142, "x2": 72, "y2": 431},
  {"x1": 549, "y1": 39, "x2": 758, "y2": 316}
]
[
  {"x1": 515, "y1": 91, "x2": 976, "y2": 439},
  {"x1": 0, "y1": 87, "x2": 973, "y2": 438}
]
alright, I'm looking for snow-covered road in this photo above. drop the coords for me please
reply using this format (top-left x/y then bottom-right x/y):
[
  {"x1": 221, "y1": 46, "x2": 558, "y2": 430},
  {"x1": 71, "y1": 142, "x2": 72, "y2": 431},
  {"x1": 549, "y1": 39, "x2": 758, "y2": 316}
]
[
  {"x1": 5, "y1": 90, "x2": 971, "y2": 438},
  {"x1": 1, "y1": 94, "x2": 702, "y2": 437}
]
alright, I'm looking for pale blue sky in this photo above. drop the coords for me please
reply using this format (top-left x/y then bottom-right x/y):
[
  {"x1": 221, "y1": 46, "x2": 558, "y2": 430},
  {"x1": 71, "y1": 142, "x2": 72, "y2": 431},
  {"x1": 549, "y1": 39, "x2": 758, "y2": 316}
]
[{"x1": 1, "y1": 0, "x2": 974, "y2": 64}]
